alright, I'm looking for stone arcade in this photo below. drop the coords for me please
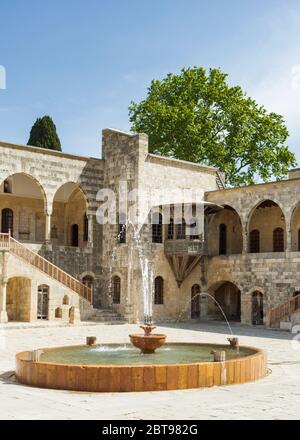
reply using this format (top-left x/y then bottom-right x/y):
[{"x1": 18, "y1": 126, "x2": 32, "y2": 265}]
[{"x1": 0, "y1": 128, "x2": 299, "y2": 329}]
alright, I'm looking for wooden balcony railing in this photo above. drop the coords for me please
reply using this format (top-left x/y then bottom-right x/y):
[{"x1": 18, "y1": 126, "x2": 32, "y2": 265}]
[
  {"x1": 269, "y1": 294, "x2": 300, "y2": 326},
  {"x1": 0, "y1": 233, "x2": 92, "y2": 303},
  {"x1": 164, "y1": 239, "x2": 207, "y2": 256}
]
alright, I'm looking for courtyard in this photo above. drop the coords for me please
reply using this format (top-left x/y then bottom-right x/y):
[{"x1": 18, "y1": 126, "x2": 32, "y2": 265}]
[{"x1": 0, "y1": 322, "x2": 299, "y2": 420}]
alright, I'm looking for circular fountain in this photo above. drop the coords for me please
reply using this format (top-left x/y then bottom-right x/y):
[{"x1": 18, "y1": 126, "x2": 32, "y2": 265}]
[{"x1": 15, "y1": 325, "x2": 267, "y2": 392}]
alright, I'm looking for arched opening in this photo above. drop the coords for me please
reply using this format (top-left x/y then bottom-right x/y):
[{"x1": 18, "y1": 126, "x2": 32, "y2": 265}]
[
  {"x1": 249, "y1": 229, "x2": 260, "y2": 253},
  {"x1": 1, "y1": 208, "x2": 13, "y2": 235},
  {"x1": 208, "y1": 205, "x2": 243, "y2": 256},
  {"x1": 0, "y1": 173, "x2": 47, "y2": 242},
  {"x1": 112, "y1": 276, "x2": 121, "y2": 304},
  {"x1": 51, "y1": 182, "x2": 87, "y2": 247},
  {"x1": 152, "y1": 211, "x2": 163, "y2": 243},
  {"x1": 71, "y1": 224, "x2": 79, "y2": 247},
  {"x1": 273, "y1": 227, "x2": 284, "y2": 252},
  {"x1": 219, "y1": 224, "x2": 227, "y2": 255},
  {"x1": 62, "y1": 295, "x2": 70, "y2": 305},
  {"x1": 290, "y1": 203, "x2": 300, "y2": 251},
  {"x1": 37, "y1": 285, "x2": 49, "y2": 320},
  {"x1": 191, "y1": 284, "x2": 201, "y2": 318},
  {"x1": 6, "y1": 277, "x2": 31, "y2": 322},
  {"x1": 55, "y1": 307, "x2": 62, "y2": 318},
  {"x1": 213, "y1": 282, "x2": 241, "y2": 322},
  {"x1": 154, "y1": 276, "x2": 164, "y2": 305},
  {"x1": 82, "y1": 275, "x2": 94, "y2": 297},
  {"x1": 251, "y1": 291, "x2": 264, "y2": 325},
  {"x1": 248, "y1": 200, "x2": 286, "y2": 252}
]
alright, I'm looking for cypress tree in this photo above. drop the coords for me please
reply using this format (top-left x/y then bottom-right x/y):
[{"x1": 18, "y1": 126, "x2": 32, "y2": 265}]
[{"x1": 28, "y1": 116, "x2": 61, "y2": 151}]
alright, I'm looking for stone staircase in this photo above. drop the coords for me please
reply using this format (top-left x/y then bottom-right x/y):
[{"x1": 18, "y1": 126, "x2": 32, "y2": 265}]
[
  {"x1": 269, "y1": 293, "x2": 300, "y2": 331},
  {"x1": 89, "y1": 307, "x2": 125, "y2": 324}
]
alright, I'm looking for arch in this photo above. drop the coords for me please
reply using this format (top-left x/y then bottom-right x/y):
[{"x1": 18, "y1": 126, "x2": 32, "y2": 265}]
[
  {"x1": 1, "y1": 208, "x2": 14, "y2": 235},
  {"x1": 112, "y1": 275, "x2": 121, "y2": 304},
  {"x1": 249, "y1": 229, "x2": 260, "y2": 253},
  {"x1": 71, "y1": 224, "x2": 79, "y2": 247},
  {"x1": 52, "y1": 182, "x2": 88, "y2": 247},
  {"x1": 212, "y1": 281, "x2": 241, "y2": 322},
  {"x1": 62, "y1": 295, "x2": 70, "y2": 305},
  {"x1": 6, "y1": 277, "x2": 31, "y2": 322},
  {"x1": 208, "y1": 205, "x2": 243, "y2": 256},
  {"x1": 273, "y1": 227, "x2": 284, "y2": 252},
  {"x1": 248, "y1": 199, "x2": 286, "y2": 253},
  {"x1": 0, "y1": 172, "x2": 47, "y2": 212},
  {"x1": 191, "y1": 284, "x2": 201, "y2": 318},
  {"x1": 251, "y1": 291, "x2": 264, "y2": 325},
  {"x1": 55, "y1": 307, "x2": 62, "y2": 318},
  {"x1": 154, "y1": 276, "x2": 164, "y2": 305},
  {"x1": 290, "y1": 202, "x2": 300, "y2": 251}
]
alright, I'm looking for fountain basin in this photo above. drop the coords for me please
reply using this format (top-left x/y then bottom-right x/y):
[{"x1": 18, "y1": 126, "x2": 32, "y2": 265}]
[
  {"x1": 15, "y1": 343, "x2": 268, "y2": 392},
  {"x1": 129, "y1": 333, "x2": 167, "y2": 353}
]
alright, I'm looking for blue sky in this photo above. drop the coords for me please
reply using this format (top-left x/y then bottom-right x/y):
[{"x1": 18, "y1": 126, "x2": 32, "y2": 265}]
[{"x1": 1, "y1": 0, "x2": 300, "y2": 162}]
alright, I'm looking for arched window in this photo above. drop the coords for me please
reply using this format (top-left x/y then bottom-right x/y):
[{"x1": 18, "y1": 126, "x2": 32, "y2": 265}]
[
  {"x1": 1, "y1": 208, "x2": 13, "y2": 235},
  {"x1": 273, "y1": 227, "x2": 284, "y2": 252},
  {"x1": 154, "y1": 276, "x2": 164, "y2": 304},
  {"x1": 219, "y1": 223, "x2": 227, "y2": 255},
  {"x1": 176, "y1": 218, "x2": 186, "y2": 239},
  {"x1": 112, "y1": 276, "x2": 121, "y2": 304},
  {"x1": 118, "y1": 223, "x2": 126, "y2": 243},
  {"x1": 71, "y1": 224, "x2": 79, "y2": 247},
  {"x1": 250, "y1": 229, "x2": 260, "y2": 253},
  {"x1": 167, "y1": 218, "x2": 174, "y2": 240},
  {"x1": 83, "y1": 214, "x2": 89, "y2": 242},
  {"x1": 152, "y1": 212, "x2": 162, "y2": 243},
  {"x1": 3, "y1": 179, "x2": 12, "y2": 194}
]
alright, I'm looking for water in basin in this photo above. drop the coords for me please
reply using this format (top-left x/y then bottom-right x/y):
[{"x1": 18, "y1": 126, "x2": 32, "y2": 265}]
[{"x1": 39, "y1": 343, "x2": 255, "y2": 366}]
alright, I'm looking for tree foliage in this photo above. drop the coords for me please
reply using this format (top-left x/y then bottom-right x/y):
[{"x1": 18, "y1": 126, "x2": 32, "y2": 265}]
[
  {"x1": 129, "y1": 67, "x2": 296, "y2": 186},
  {"x1": 28, "y1": 115, "x2": 61, "y2": 151}
]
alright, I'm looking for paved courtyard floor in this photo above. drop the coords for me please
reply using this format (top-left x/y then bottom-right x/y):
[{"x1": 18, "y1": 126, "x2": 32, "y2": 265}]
[{"x1": 0, "y1": 321, "x2": 299, "y2": 420}]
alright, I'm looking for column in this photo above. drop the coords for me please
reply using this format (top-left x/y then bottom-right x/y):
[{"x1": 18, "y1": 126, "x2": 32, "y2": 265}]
[
  {"x1": 88, "y1": 214, "x2": 93, "y2": 245},
  {"x1": 242, "y1": 222, "x2": 248, "y2": 254},
  {"x1": 45, "y1": 212, "x2": 52, "y2": 242},
  {"x1": 0, "y1": 251, "x2": 9, "y2": 323}
]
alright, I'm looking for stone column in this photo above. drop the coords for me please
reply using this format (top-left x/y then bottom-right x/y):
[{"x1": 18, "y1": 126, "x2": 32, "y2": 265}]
[
  {"x1": 0, "y1": 251, "x2": 9, "y2": 323},
  {"x1": 45, "y1": 212, "x2": 52, "y2": 242},
  {"x1": 242, "y1": 223, "x2": 248, "y2": 254},
  {"x1": 88, "y1": 214, "x2": 93, "y2": 246}
]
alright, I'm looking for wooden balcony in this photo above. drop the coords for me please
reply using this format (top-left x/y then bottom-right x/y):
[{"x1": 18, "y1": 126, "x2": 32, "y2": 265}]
[{"x1": 164, "y1": 239, "x2": 207, "y2": 256}]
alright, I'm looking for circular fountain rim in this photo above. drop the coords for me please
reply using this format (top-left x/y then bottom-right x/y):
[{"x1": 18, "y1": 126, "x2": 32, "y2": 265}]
[{"x1": 16, "y1": 342, "x2": 263, "y2": 368}]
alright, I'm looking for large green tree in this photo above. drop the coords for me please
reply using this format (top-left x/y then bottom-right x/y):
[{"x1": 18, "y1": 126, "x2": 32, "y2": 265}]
[
  {"x1": 28, "y1": 115, "x2": 61, "y2": 151},
  {"x1": 129, "y1": 67, "x2": 296, "y2": 186}
]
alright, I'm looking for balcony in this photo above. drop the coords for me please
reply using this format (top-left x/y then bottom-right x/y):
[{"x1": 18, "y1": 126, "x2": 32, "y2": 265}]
[{"x1": 164, "y1": 239, "x2": 207, "y2": 256}]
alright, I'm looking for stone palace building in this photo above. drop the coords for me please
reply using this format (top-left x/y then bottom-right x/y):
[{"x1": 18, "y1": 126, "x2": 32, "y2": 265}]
[{"x1": 0, "y1": 128, "x2": 299, "y2": 329}]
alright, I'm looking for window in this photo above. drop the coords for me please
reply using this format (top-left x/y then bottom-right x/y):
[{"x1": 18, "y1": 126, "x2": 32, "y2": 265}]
[
  {"x1": 1, "y1": 208, "x2": 13, "y2": 235},
  {"x1": 71, "y1": 224, "x2": 79, "y2": 247},
  {"x1": 83, "y1": 214, "x2": 89, "y2": 241},
  {"x1": 3, "y1": 179, "x2": 11, "y2": 194},
  {"x1": 152, "y1": 212, "x2": 162, "y2": 243},
  {"x1": 118, "y1": 223, "x2": 126, "y2": 243},
  {"x1": 189, "y1": 220, "x2": 199, "y2": 240},
  {"x1": 112, "y1": 276, "x2": 121, "y2": 304},
  {"x1": 191, "y1": 284, "x2": 201, "y2": 318},
  {"x1": 167, "y1": 218, "x2": 174, "y2": 240},
  {"x1": 219, "y1": 223, "x2": 227, "y2": 255},
  {"x1": 273, "y1": 227, "x2": 284, "y2": 252},
  {"x1": 176, "y1": 218, "x2": 186, "y2": 239},
  {"x1": 154, "y1": 276, "x2": 164, "y2": 304},
  {"x1": 250, "y1": 229, "x2": 260, "y2": 253}
]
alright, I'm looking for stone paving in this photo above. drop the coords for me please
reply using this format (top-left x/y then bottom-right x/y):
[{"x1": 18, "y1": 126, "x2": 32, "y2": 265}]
[{"x1": 0, "y1": 322, "x2": 299, "y2": 420}]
